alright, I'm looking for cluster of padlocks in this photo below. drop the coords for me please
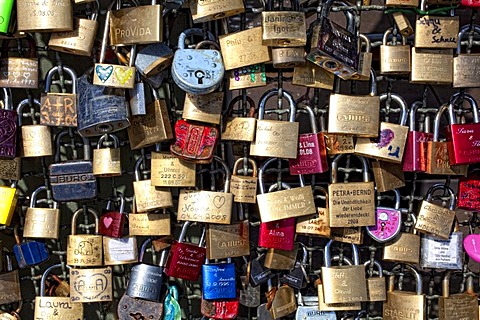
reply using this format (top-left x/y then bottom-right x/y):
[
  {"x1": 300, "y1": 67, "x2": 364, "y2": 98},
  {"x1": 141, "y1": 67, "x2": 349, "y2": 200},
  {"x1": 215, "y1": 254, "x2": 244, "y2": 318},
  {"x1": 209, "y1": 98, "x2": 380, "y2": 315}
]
[{"x1": 0, "y1": 0, "x2": 479, "y2": 318}]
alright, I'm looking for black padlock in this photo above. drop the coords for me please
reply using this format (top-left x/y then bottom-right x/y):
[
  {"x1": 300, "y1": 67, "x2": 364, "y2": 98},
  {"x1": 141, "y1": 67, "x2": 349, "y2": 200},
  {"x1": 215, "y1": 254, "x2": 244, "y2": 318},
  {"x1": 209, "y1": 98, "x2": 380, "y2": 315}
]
[{"x1": 280, "y1": 245, "x2": 309, "y2": 289}]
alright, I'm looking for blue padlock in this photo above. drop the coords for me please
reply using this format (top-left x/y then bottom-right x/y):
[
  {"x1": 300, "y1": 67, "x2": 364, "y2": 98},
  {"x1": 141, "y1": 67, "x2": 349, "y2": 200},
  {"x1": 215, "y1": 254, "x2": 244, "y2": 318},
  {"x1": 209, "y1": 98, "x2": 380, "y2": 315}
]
[
  {"x1": 202, "y1": 258, "x2": 236, "y2": 300},
  {"x1": 13, "y1": 225, "x2": 49, "y2": 268}
]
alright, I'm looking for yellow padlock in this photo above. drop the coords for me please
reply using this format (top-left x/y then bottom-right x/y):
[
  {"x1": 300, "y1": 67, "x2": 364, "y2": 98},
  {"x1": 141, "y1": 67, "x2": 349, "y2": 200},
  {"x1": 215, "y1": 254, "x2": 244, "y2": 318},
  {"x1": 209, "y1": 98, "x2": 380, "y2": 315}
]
[{"x1": 0, "y1": 183, "x2": 18, "y2": 226}]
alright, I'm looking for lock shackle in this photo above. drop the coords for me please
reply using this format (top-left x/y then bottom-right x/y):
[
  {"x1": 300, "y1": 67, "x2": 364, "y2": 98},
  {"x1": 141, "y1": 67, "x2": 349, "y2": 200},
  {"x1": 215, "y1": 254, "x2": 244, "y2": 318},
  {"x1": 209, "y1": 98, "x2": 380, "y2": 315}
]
[
  {"x1": 71, "y1": 207, "x2": 100, "y2": 235},
  {"x1": 30, "y1": 185, "x2": 58, "y2": 209},
  {"x1": 13, "y1": 224, "x2": 22, "y2": 245},
  {"x1": 44, "y1": 66, "x2": 78, "y2": 94},
  {"x1": 299, "y1": 244, "x2": 308, "y2": 265},
  {"x1": 134, "y1": 154, "x2": 151, "y2": 181},
  {"x1": 97, "y1": 133, "x2": 120, "y2": 149},
  {"x1": 323, "y1": 240, "x2": 360, "y2": 267},
  {"x1": 318, "y1": 0, "x2": 356, "y2": 34},
  {"x1": 444, "y1": 272, "x2": 477, "y2": 296},
  {"x1": 457, "y1": 24, "x2": 480, "y2": 54},
  {"x1": 382, "y1": 28, "x2": 407, "y2": 46},
  {"x1": 16, "y1": 98, "x2": 42, "y2": 126},
  {"x1": 389, "y1": 264, "x2": 422, "y2": 294},
  {"x1": 363, "y1": 260, "x2": 383, "y2": 278},
  {"x1": 177, "y1": 221, "x2": 206, "y2": 246},
  {"x1": 106, "y1": 191, "x2": 126, "y2": 213},
  {"x1": 331, "y1": 154, "x2": 370, "y2": 183},
  {"x1": 257, "y1": 89, "x2": 296, "y2": 122},
  {"x1": 0, "y1": 88, "x2": 12, "y2": 111},
  {"x1": 377, "y1": 188, "x2": 401, "y2": 210},
  {"x1": 225, "y1": 95, "x2": 256, "y2": 118},
  {"x1": 425, "y1": 184, "x2": 456, "y2": 210},
  {"x1": 115, "y1": 46, "x2": 137, "y2": 67},
  {"x1": 433, "y1": 104, "x2": 451, "y2": 142},
  {"x1": 138, "y1": 238, "x2": 167, "y2": 266},
  {"x1": 40, "y1": 263, "x2": 71, "y2": 296},
  {"x1": 99, "y1": 0, "x2": 118, "y2": 64},
  {"x1": 355, "y1": 311, "x2": 367, "y2": 320},
  {"x1": 233, "y1": 157, "x2": 257, "y2": 178},
  {"x1": 448, "y1": 92, "x2": 480, "y2": 124},
  {"x1": 268, "y1": 182, "x2": 291, "y2": 193},
  {"x1": 409, "y1": 101, "x2": 423, "y2": 131},
  {"x1": 195, "y1": 40, "x2": 221, "y2": 51},
  {"x1": 297, "y1": 105, "x2": 318, "y2": 133},
  {"x1": 379, "y1": 93, "x2": 408, "y2": 126},
  {"x1": 89, "y1": 0, "x2": 100, "y2": 20},
  {"x1": 178, "y1": 28, "x2": 215, "y2": 50},
  {"x1": 54, "y1": 129, "x2": 91, "y2": 162},
  {"x1": 359, "y1": 34, "x2": 372, "y2": 53},
  {"x1": 332, "y1": 255, "x2": 353, "y2": 265},
  {"x1": 258, "y1": 158, "x2": 300, "y2": 194},
  {"x1": 212, "y1": 155, "x2": 231, "y2": 192}
]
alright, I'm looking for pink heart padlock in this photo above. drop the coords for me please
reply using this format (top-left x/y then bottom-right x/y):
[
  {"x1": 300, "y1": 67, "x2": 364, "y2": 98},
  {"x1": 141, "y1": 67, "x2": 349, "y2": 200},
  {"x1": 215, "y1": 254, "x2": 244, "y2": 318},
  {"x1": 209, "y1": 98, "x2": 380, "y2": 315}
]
[
  {"x1": 366, "y1": 207, "x2": 402, "y2": 243},
  {"x1": 463, "y1": 234, "x2": 480, "y2": 262}
]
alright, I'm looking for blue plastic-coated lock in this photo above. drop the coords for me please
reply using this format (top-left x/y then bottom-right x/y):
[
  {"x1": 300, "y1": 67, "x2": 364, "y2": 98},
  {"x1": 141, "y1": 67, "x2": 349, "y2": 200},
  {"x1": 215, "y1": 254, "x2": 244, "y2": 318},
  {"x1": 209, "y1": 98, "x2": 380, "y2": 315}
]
[
  {"x1": 13, "y1": 225, "x2": 49, "y2": 268},
  {"x1": 202, "y1": 258, "x2": 236, "y2": 300}
]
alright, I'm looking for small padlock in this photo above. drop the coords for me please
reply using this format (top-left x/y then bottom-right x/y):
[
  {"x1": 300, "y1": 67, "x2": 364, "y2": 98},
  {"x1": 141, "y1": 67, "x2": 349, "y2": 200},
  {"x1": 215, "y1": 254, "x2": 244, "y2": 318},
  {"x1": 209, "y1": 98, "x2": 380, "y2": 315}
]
[
  {"x1": 190, "y1": 0, "x2": 244, "y2": 23},
  {"x1": 383, "y1": 213, "x2": 421, "y2": 264},
  {"x1": 0, "y1": 182, "x2": 17, "y2": 226},
  {"x1": 353, "y1": 34, "x2": 373, "y2": 81},
  {"x1": 439, "y1": 272, "x2": 479, "y2": 320},
  {"x1": 271, "y1": 47, "x2": 305, "y2": 68},
  {"x1": 129, "y1": 206, "x2": 171, "y2": 236},
  {"x1": 16, "y1": 0, "x2": 72, "y2": 32},
  {"x1": 280, "y1": 245, "x2": 309, "y2": 289},
  {"x1": 393, "y1": 12, "x2": 414, "y2": 36},
  {"x1": 230, "y1": 157, "x2": 258, "y2": 203},
  {"x1": 367, "y1": 189, "x2": 402, "y2": 243},
  {"x1": 249, "y1": 254, "x2": 274, "y2": 287},
  {"x1": 23, "y1": 186, "x2": 60, "y2": 239},
  {"x1": 99, "y1": 192, "x2": 126, "y2": 238},
  {"x1": 228, "y1": 63, "x2": 267, "y2": 90},
  {"x1": 420, "y1": 225, "x2": 463, "y2": 269},
  {"x1": 364, "y1": 260, "x2": 386, "y2": 302},
  {"x1": 117, "y1": 293, "x2": 163, "y2": 320},
  {"x1": 0, "y1": 0, "x2": 14, "y2": 36},
  {"x1": 221, "y1": 95, "x2": 257, "y2": 142},
  {"x1": 0, "y1": 88, "x2": 16, "y2": 159},
  {"x1": 93, "y1": 134, "x2": 122, "y2": 177},
  {"x1": 135, "y1": 42, "x2": 173, "y2": 78},
  {"x1": 264, "y1": 243, "x2": 299, "y2": 271},
  {"x1": 0, "y1": 36, "x2": 38, "y2": 89},
  {"x1": 129, "y1": 75, "x2": 147, "y2": 116},
  {"x1": 67, "y1": 207, "x2": 103, "y2": 267},
  {"x1": 13, "y1": 224, "x2": 49, "y2": 269},
  {"x1": 202, "y1": 258, "x2": 237, "y2": 300},
  {"x1": 0, "y1": 158, "x2": 21, "y2": 181},
  {"x1": 380, "y1": 28, "x2": 411, "y2": 75},
  {"x1": 17, "y1": 98, "x2": 52, "y2": 158},
  {"x1": 201, "y1": 296, "x2": 240, "y2": 319}
]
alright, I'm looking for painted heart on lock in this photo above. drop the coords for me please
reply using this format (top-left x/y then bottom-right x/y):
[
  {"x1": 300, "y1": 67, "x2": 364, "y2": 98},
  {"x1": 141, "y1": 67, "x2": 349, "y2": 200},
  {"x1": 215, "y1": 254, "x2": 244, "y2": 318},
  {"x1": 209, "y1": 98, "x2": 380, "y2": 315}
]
[
  {"x1": 95, "y1": 65, "x2": 113, "y2": 82},
  {"x1": 114, "y1": 67, "x2": 133, "y2": 84},
  {"x1": 0, "y1": 119, "x2": 16, "y2": 144},
  {"x1": 102, "y1": 216, "x2": 113, "y2": 229},
  {"x1": 464, "y1": 234, "x2": 480, "y2": 262}
]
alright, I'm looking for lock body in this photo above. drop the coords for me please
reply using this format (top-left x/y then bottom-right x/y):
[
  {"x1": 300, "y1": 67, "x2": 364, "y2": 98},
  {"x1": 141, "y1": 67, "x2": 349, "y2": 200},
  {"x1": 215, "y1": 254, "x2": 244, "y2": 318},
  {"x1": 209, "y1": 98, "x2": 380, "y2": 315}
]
[
  {"x1": 403, "y1": 131, "x2": 432, "y2": 172},
  {"x1": 202, "y1": 262, "x2": 236, "y2": 300},
  {"x1": 24, "y1": 208, "x2": 60, "y2": 239},
  {"x1": 289, "y1": 132, "x2": 328, "y2": 174},
  {"x1": 164, "y1": 242, "x2": 206, "y2": 281},
  {"x1": 447, "y1": 123, "x2": 480, "y2": 165},
  {"x1": 69, "y1": 267, "x2": 113, "y2": 303},
  {"x1": 49, "y1": 161, "x2": 97, "y2": 202},
  {"x1": 258, "y1": 218, "x2": 295, "y2": 250},
  {"x1": 127, "y1": 263, "x2": 164, "y2": 301},
  {"x1": 16, "y1": 0, "x2": 73, "y2": 32},
  {"x1": 49, "y1": 18, "x2": 98, "y2": 56}
]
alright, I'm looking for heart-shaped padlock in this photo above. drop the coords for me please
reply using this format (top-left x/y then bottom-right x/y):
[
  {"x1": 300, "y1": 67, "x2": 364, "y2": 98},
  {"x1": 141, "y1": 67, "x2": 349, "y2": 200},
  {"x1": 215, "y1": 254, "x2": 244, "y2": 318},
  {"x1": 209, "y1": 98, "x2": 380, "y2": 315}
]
[{"x1": 366, "y1": 189, "x2": 402, "y2": 243}]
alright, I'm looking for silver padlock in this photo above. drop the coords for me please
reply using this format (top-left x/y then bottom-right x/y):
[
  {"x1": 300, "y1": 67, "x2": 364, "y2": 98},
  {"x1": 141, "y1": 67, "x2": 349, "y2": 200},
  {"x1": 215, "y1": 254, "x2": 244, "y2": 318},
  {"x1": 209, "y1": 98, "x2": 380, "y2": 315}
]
[
  {"x1": 295, "y1": 291, "x2": 337, "y2": 320},
  {"x1": 129, "y1": 75, "x2": 147, "y2": 116},
  {"x1": 135, "y1": 42, "x2": 173, "y2": 78},
  {"x1": 420, "y1": 229, "x2": 463, "y2": 270}
]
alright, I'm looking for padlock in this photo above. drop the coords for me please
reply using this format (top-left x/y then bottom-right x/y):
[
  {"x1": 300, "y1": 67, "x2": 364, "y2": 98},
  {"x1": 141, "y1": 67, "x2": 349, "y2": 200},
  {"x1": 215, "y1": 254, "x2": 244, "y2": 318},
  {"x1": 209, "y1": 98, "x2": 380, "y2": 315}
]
[
  {"x1": 372, "y1": 160, "x2": 406, "y2": 192},
  {"x1": 109, "y1": 0, "x2": 162, "y2": 46},
  {"x1": 439, "y1": 272, "x2": 479, "y2": 319},
  {"x1": 23, "y1": 186, "x2": 60, "y2": 239},
  {"x1": 258, "y1": 213, "x2": 296, "y2": 251},
  {"x1": 177, "y1": 156, "x2": 233, "y2": 224},
  {"x1": 307, "y1": 0, "x2": 358, "y2": 79},
  {"x1": 48, "y1": 1, "x2": 99, "y2": 56},
  {"x1": 0, "y1": 182, "x2": 17, "y2": 226},
  {"x1": 0, "y1": 253, "x2": 21, "y2": 305},
  {"x1": 257, "y1": 158, "x2": 316, "y2": 222},
  {"x1": 99, "y1": 192, "x2": 126, "y2": 238},
  {"x1": 34, "y1": 264, "x2": 84, "y2": 320},
  {"x1": 250, "y1": 89, "x2": 299, "y2": 158},
  {"x1": 67, "y1": 207, "x2": 103, "y2": 267},
  {"x1": 202, "y1": 258, "x2": 236, "y2": 300},
  {"x1": 383, "y1": 264, "x2": 425, "y2": 320},
  {"x1": 103, "y1": 235, "x2": 138, "y2": 265},
  {"x1": 458, "y1": 169, "x2": 480, "y2": 211},
  {"x1": 383, "y1": 213, "x2": 421, "y2": 264},
  {"x1": 69, "y1": 267, "x2": 112, "y2": 303},
  {"x1": 367, "y1": 189, "x2": 402, "y2": 243},
  {"x1": 403, "y1": 101, "x2": 433, "y2": 172},
  {"x1": 13, "y1": 224, "x2": 49, "y2": 269},
  {"x1": 182, "y1": 91, "x2": 224, "y2": 125},
  {"x1": 164, "y1": 222, "x2": 206, "y2": 281},
  {"x1": 240, "y1": 272, "x2": 261, "y2": 308},
  {"x1": 324, "y1": 117, "x2": 355, "y2": 155},
  {"x1": 289, "y1": 103, "x2": 328, "y2": 174},
  {"x1": 393, "y1": 12, "x2": 414, "y2": 36},
  {"x1": 219, "y1": 27, "x2": 271, "y2": 71},
  {"x1": 0, "y1": 88, "x2": 16, "y2": 159},
  {"x1": 172, "y1": 29, "x2": 224, "y2": 95},
  {"x1": 411, "y1": 47, "x2": 453, "y2": 84},
  {"x1": 420, "y1": 223, "x2": 463, "y2": 269},
  {"x1": 128, "y1": 76, "x2": 147, "y2": 116},
  {"x1": 48, "y1": 130, "x2": 97, "y2": 202},
  {"x1": 447, "y1": 93, "x2": 480, "y2": 165},
  {"x1": 353, "y1": 34, "x2": 373, "y2": 81},
  {"x1": 126, "y1": 238, "x2": 165, "y2": 301},
  {"x1": 415, "y1": 184, "x2": 456, "y2": 240},
  {"x1": 295, "y1": 291, "x2": 337, "y2": 320},
  {"x1": 206, "y1": 220, "x2": 250, "y2": 260},
  {"x1": 328, "y1": 70, "x2": 380, "y2": 137},
  {"x1": 17, "y1": 98, "x2": 52, "y2": 157},
  {"x1": 134, "y1": 42, "x2": 173, "y2": 79},
  {"x1": 264, "y1": 243, "x2": 299, "y2": 271},
  {"x1": 292, "y1": 61, "x2": 334, "y2": 90},
  {"x1": 249, "y1": 254, "x2": 274, "y2": 286},
  {"x1": 268, "y1": 280, "x2": 297, "y2": 319},
  {"x1": 190, "y1": 0, "x2": 244, "y2": 22},
  {"x1": 380, "y1": 28, "x2": 411, "y2": 75},
  {"x1": 296, "y1": 186, "x2": 331, "y2": 237},
  {"x1": 0, "y1": 36, "x2": 38, "y2": 89},
  {"x1": 364, "y1": 260, "x2": 386, "y2": 302},
  {"x1": 77, "y1": 71, "x2": 130, "y2": 137},
  {"x1": 129, "y1": 206, "x2": 171, "y2": 236},
  {"x1": 40, "y1": 66, "x2": 77, "y2": 127},
  {"x1": 453, "y1": 25, "x2": 480, "y2": 87},
  {"x1": 117, "y1": 293, "x2": 163, "y2": 320},
  {"x1": 128, "y1": 87, "x2": 173, "y2": 150},
  {"x1": 271, "y1": 47, "x2": 305, "y2": 68},
  {"x1": 230, "y1": 157, "x2": 258, "y2": 203},
  {"x1": 280, "y1": 245, "x2": 309, "y2": 289},
  {"x1": 201, "y1": 297, "x2": 240, "y2": 319},
  {"x1": 221, "y1": 95, "x2": 257, "y2": 142},
  {"x1": 0, "y1": 157, "x2": 21, "y2": 181},
  {"x1": 328, "y1": 154, "x2": 375, "y2": 227},
  {"x1": 133, "y1": 154, "x2": 173, "y2": 212},
  {"x1": 321, "y1": 240, "x2": 367, "y2": 304},
  {"x1": 261, "y1": 0, "x2": 306, "y2": 47},
  {"x1": 16, "y1": 0, "x2": 72, "y2": 32},
  {"x1": 151, "y1": 151, "x2": 196, "y2": 187},
  {"x1": 93, "y1": 134, "x2": 122, "y2": 177}
]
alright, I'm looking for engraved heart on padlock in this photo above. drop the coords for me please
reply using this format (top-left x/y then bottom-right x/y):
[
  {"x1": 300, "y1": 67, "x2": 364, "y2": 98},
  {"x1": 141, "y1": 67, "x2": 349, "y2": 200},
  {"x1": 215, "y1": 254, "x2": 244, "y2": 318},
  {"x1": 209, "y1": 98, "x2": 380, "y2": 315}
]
[
  {"x1": 102, "y1": 217, "x2": 113, "y2": 229},
  {"x1": 95, "y1": 65, "x2": 113, "y2": 82},
  {"x1": 463, "y1": 234, "x2": 480, "y2": 262},
  {"x1": 213, "y1": 195, "x2": 226, "y2": 209},
  {"x1": 72, "y1": 274, "x2": 108, "y2": 299},
  {"x1": 23, "y1": 72, "x2": 31, "y2": 79},
  {"x1": 0, "y1": 119, "x2": 16, "y2": 144},
  {"x1": 12, "y1": 72, "x2": 20, "y2": 79},
  {"x1": 114, "y1": 67, "x2": 133, "y2": 84}
]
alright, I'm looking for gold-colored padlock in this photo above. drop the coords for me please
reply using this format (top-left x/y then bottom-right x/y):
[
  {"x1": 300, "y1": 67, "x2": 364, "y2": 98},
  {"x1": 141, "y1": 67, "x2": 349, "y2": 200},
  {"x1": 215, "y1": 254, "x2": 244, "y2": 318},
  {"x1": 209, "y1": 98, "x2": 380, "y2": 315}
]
[
  {"x1": 414, "y1": 8, "x2": 459, "y2": 49},
  {"x1": 69, "y1": 267, "x2": 113, "y2": 303},
  {"x1": 296, "y1": 186, "x2": 331, "y2": 237},
  {"x1": 268, "y1": 281, "x2": 297, "y2": 318},
  {"x1": 190, "y1": 0, "x2": 244, "y2": 23},
  {"x1": 23, "y1": 186, "x2": 60, "y2": 239},
  {"x1": 383, "y1": 214, "x2": 420, "y2": 264},
  {"x1": 230, "y1": 157, "x2": 258, "y2": 204},
  {"x1": 453, "y1": 25, "x2": 480, "y2": 88},
  {"x1": 0, "y1": 36, "x2": 39, "y2": 89},
  {"x1": 151, "y1": 152, "x2": 196, "y2": 187},
  {"x1": 292, "y1": 61, "x2": 334, "y2": 90},
  {"x1": 206, "y1": 220, "x2": 250, "y2": 260},
  {"x1": 93, "y1": 134, "x2": 122, "y2": 177},
  {"x1": 264, "y1": 243, "x2": 299, "y2": 270},
  {"x1": 393, "y1": 12, "x2": 414, "y2": 37},
  {"x1": 271, "y1": 47, "x2": 305, "y2": 68},
  {"x1": 16, "y1": 0, "x2": 73, "y2": 32},
  {"x1": 221, "y1": 96, "x2": 257, "y2": 142},
  {"x1": 411, "y1": 48, "x2": 453, "y2": 85},
  {"x1": 372, "y1": 161, "x2": 406, "y2": 193},
  {"x1": 261, "y1": 0, "x2": 306, "y2": 47},
  {"x1": 228, "y1": 64, "x2": 267, "y2": 90},
  {"x1": 129, "y1": 202, "x2": 171, "y2": 236},
  {"x1": 380, "y1": 28, "x2": 411, "y2": 75},
  {"x1": 183, "y1": 92, "x2": 224, "y2": 125},
  {"x1": 364, "y1": 260, "x2": 387, "y2": 302},
  {"x1": 439, "y1": 272, "x2": 479, "y2": 320}
]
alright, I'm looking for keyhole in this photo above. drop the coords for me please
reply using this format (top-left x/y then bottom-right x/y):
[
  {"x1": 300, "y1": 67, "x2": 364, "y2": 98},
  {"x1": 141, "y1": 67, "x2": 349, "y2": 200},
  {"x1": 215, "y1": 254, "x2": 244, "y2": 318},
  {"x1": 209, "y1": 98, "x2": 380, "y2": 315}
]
[
  {"x1": 195, "y1": 70, "x2": 205, "y2": 84},
  {"x1": 129, "y1": 312, "x2": 146, "y2": 320}
]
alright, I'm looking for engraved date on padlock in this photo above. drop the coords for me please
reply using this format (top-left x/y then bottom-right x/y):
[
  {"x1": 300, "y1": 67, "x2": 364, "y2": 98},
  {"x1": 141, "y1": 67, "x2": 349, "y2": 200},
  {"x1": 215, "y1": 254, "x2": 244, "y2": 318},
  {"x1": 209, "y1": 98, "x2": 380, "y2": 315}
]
[{"x1": 177, "y1": 190, "x2": 233, "y2": 224}]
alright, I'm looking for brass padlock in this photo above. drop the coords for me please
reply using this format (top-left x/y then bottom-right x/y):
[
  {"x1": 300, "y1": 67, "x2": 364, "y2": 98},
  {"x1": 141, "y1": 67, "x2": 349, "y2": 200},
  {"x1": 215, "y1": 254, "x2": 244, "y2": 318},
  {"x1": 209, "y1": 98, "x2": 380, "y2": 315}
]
[
  {"x1": 103, "y1": 236, "x2": 138, "y2": 265},
  {"x1": 439, "y1": 272, "x2": 479, "y2": 320},
  {"x1": 0, "y1": 36, "x2": 39, "y2": 89},
  {"x1": 23, "y1": 186, "x2": 60, "y2": 239},
  {"x1": 206, "y1": 220, "x2": 250, "y2": 260},
  {"x1": 230, "y1": 157, "x2": 258, "y2": 204},
  {"x1": 264, "y1": 243, "x2": 299, "y2": 270},
  {"x1": 324, "y1": 111, "x2": 355, "y2": 155},
  {"x1": 190, "y1": 0, "x2": 244, "y2": 23},
  {"x1": 183, "y1": 91, "x2": 224, "y2": 125},
  {"x1": 129, "y1": 206, "x2": 171, "y2": 236},
  {"x1": 16, "y1": 0, "x2": 73, "y2": 32},
  {"x1": 393, "y1": 12, "x2": 414, "y2": 37},
  {"x1": 411, "y1": 48, "x2": 453, "y2": 84},
  {"x1": 292, "y1": 61, "x2": 334, "y2": 90},
  {"x1": 383, "y1": 213, "x2": 421, "y2": 264},
  {"x1": 296, "y1": 186, "x2": 331, "y2": 237},
  {"x1": 93, "y1": 134, "x2": 122, "y2": 177},
  {"x1": 261, "y1": 0, "x2": 306, "y2": 47},
  {"x1": 150, "y1": 151, "x2": 196, "y2": 187},
  {"x1": 228, "y1": 64, "x2": 267, "y2": 90},
  {"x1": 69, "y1": 267, "x2": 113, "y2": 303},
  {"x1": 380, "y1": 28, "x2": 411, "y2": 75},
  {"x1": 453, "y1": 24, "x2": 480, "y2": 88},
  {"x1": 364, "y1": 260, "x2": 386, "y2": 302},
  {"x1": 353, "y1": 34, "x2": 373, "y2": 81},
  {"x1": 268, "y1": 280, "x2": 297, "y2": 318},
  {"x1": 221, "y1": 95, "x2": 257, "y2": 142},
  {"x1": 372, "y1": 160, "x2": 406, "y2": 193},
  {"x1": 271, "y1": 47, "x2": 305, "y2": 68},
  {"x1": 414, "y1": 2, "x2": 459, "y2": 49}
]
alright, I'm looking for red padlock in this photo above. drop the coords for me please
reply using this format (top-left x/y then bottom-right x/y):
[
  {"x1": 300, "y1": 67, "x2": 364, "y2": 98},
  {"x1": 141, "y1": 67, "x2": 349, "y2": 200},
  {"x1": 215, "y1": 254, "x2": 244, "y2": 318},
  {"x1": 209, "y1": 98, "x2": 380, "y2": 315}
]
[
  {"x1": 402, "y1": 101, "x2": 433, "y2": 172},
  {"x1": 458, "y1": 170, "x2": 480, "y2": 211},
  {"x1": 447, "y1": 93, "x2": 480, "y2": 165},
  {"x1": 164, "y1": 221, "x2": 206, "y2": 281},
  {"x1": 289, "y1": 102, "x2": 328, "y2": 175},
  {"x1": 170, "y1": 119, "x2": 219, "y2": 164},
  {"x1": 99, "y1": 192, "x2": 126, "y2": 238},
  {"x1": 461, "y1": 0, "x2": 480, "y2": 8},
  {"x1": 201, "y1": 297, "x2": 239, "y2": 319}
]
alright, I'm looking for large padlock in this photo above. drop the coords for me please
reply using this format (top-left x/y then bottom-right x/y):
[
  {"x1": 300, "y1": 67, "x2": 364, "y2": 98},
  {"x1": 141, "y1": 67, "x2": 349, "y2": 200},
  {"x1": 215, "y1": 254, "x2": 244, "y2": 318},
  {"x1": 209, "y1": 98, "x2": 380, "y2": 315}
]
[
  {"x1": 126, "y1": 238, "x2": 165, "y2": 301},
  {"x1": 40, "y1": 66, "x2": 78, "y2": 127},
  {"x1": 172, "y1": 29, "x2": 224, "y2": 95},
  {"x1": 67, "y1": 207, "x2": 103, "y2": 267},
  {"x1": 109, "y1": 0, "x2": 162, "y2": 46},
  {"x1": 0, "y1": 182, "x2": 17, "y2": 226},
  {"x1": 321, "y1": 240, "x2": 367, "y2": 304},
  {"x1": 0, "y1": 36, "x2": 38, "y2": 89},
  {"x1": 151, "y1": 151, "x2": 196, "y2": 187},
  {"x1": 230, "y1": 157, "x2": 258, "y2": 203},
  {"x1": 383, "y1": 264, "x2": 425, "y2": 320},
  {"x1": 380, "y1": 28, "x2": 411, "y2": 75},
  {"x1": 48, "y1": 130, "x2": 97, "y2": 202},
  {"x1": 221, "y1": 96, "x2": 257, "y2": 142},
  {"x1": 48, "y1": 1, "x2": 99, "y2": 56},
  {"x1": 364, "y1": 260, "x2": 386, "y2": 302},
  {"x1": 453, "y1": 24, "x2": 480, "y2": 87},
  {"x1": 13, "y1": 224, "x2": 49, "y2": 269},
  {"x1": 328, "y1": 154, "x2": 375, "y2": 227},
  {"x1": 289, "y1": 103, "x2": 328, "y2": 174},
  {"x1": 295, "y1": 291, "x2": 337, "y2": 320},
  {"x1": 420, "y1": 228, "x2": 463, "y2": 270},
  {"x1": 16, "y1": 0, "x2": 72, "y2": 32},
  {"x1": 93, "y1": 134, "x2": 122, "y2": 177},
  {"x1": 69, "y1": 267, "x2": 112, "y2": 303},
  {"x1": 135, "y1": 42, "x2": 173, "y2": 78},
  {"x1": 0, "y1": 88, "x2": 16, "y2": 159},
  {"x1": 250, "y1": 89, "x2": 299, "y2": 158},
  {"x1": 415, "y1": 184, "x2": 456, "y2": 240},
  {"x1": 439, "y1": 272, "x2": 479, "y2": 319},
  {"x1": 34, "y1": 264, "x2": 83, "y2": 320},
  {"x1": 202, "y1": 258, "x2": 236, "y2": 300},
  {"x1": 383, "y1": 213, "x2": 421, "y2": 264},
  {"x1": 366, "y1": 189, "x2": 402, "y2": 243},
  {"x1": 117, "y1": 293, "x2": 163, "y2": 320},
  {"x1": 296, "y1": 186, "x2": 331, "y2": 237},
  {"x1": 164, "y1": 222, "x2": 206, "y2": 281},
  {"x1": 190, "y1": 0, "x2": 244, "y2": 23},
  {"x1": 206, "y1": 218, "x2": 250, "y2": 260},
  {"x1": 177, "y1": 156, "x2": 233, "y2": 224},
  {"x1": 133, "y1": 154, "x2": 173, "y2": 212},
  {"x1": 328, "y1": 70, "x2": 380, "y2": 137},
  {"x1": 261, "y1": 0, "x2": 306, "y2": 47},
  {"x1": 99, "y1": 192, "x2": 126, "y2": 238},
  {"x1": 447, "y1": 93, "x2": 480, "y2": 165},
  {"x1": 17, "y1": 98, "x2": 52, "y2": 158},
  {"x1": 23, "y1": 186, "x2": 60, "y2": 239}
]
